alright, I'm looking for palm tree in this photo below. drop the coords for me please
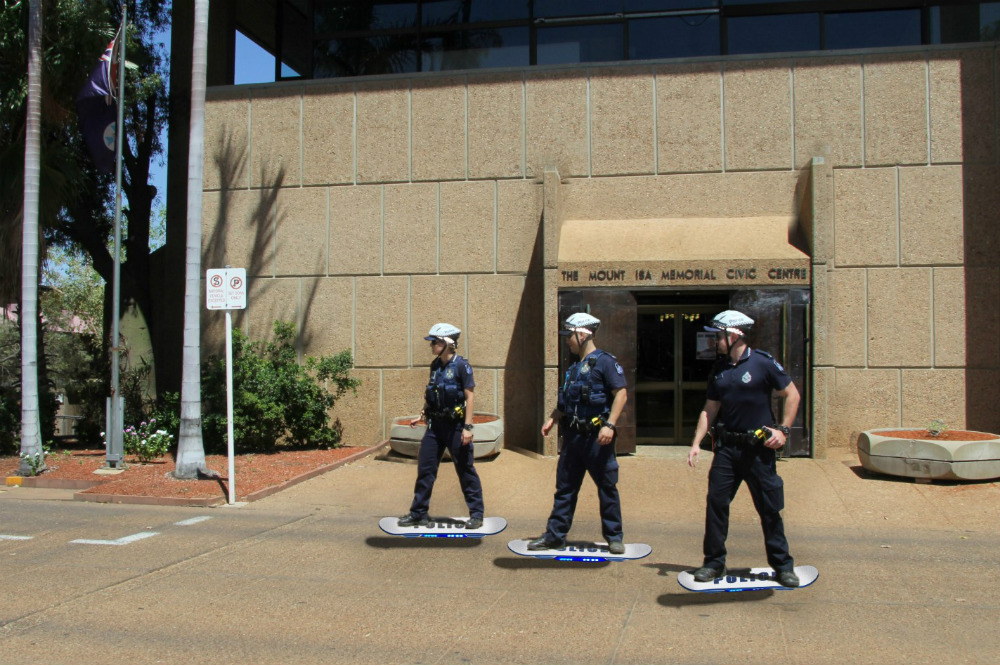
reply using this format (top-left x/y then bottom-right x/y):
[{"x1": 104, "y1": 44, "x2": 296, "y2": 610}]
[
  {"x1": 174, "y1": 0, "x2": 210, "y2": 479},
  {"x1": 18, "y1": 0, "x2": 43, "y2": 475}
]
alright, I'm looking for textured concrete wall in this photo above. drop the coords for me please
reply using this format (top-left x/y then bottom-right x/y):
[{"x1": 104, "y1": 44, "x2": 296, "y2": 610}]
[{"x1": 201, "y1": 44, "x2": 999, "y2": 453}]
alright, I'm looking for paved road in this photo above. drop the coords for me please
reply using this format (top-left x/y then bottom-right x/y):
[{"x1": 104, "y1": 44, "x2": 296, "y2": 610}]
[{"x1": 1, "y1": 448, "x2": 998, "y2": 664}]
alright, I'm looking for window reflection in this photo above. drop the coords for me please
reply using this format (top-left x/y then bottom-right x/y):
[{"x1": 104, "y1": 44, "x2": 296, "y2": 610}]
[
  {"x1": 931, "y1": 2, "x2": 1000, "y2": 43},
  {"x1": 534, "y1": 0, "x2": 625, "y2": 18},
  {"x1": 422, "y1": 0, "x2": 531, "y2": 25},
  {"x1": 727, "y1": 13, "x2": 819, "y2": 54},
  {"x1": 537, "y1": 23, "x2": 624, "y2": 65},
  {"x1": 629, "y1": 15, "x2": 720, "y2": 59},
  {"x1": 421, "y1": 27, "x2": 529, "y2": 71},
  {"x1": 825, "y1": 9, "x2": 922, "y2": 50},
  {"x1": 314, "y1": 37, "x2": 418, "y2": 77}
]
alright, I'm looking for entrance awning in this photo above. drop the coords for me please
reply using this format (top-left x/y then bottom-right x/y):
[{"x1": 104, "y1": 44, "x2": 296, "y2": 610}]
[{"x1": 557, "y1": 217, "x2": 810, "y2": 288}]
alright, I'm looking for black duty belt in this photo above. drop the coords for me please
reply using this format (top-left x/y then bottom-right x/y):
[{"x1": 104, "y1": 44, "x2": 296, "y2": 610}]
[{"x1": 562, "y1": 415, "x2": 606, "y2": 433}]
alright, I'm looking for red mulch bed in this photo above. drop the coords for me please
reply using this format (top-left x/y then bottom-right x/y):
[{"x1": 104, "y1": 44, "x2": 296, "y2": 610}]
[
  {"x1": 876, "y1": 430, "x2": 997, "y2": 441},
  {"x1": 2, "y1": 447, "x2": 368, "y2": 503}
]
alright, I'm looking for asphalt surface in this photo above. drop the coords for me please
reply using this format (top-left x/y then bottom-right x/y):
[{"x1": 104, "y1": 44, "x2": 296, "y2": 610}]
[{"x1": 1, "y1": 446, "x2": 999, "y2": 664}]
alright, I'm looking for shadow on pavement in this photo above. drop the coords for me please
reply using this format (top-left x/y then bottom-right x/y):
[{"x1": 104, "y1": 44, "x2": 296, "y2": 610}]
[
  {"x1": 365, "y1": 536, "x2": 484, "y2": 549},
  {"x1": 658, "y1": 589, "x2": 774, "y2": 607},
  {"x1": 492, "y1": 557, "x2": 610, "y2": 570}
]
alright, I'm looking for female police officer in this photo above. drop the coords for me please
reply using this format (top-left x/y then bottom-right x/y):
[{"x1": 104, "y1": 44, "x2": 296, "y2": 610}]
[
  {"x1": 687, "y1": 310, "x2": 801, "y2": 587},
  {"x1": 528, "y1": 312, "x2": 628, "y2": 554},
  {"x1": 398, "y1": 323, "x2": 485, "y2": 530}
]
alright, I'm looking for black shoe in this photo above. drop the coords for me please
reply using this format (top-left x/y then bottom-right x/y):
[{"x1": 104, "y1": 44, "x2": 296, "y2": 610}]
[
  {"x1": 776, "y1": 569, "x2": 800, "y2": 588},
  {"x1": 607, "y1": 540, "x2": 626, "y2": 555},
  {"x1": 693, "y1": 565, "x2": 726, "y2": 582},
  {"x1": 526, "y1": 534, "x2": 566, "y2": 551},
  {"x1": 397, "y1": 514, "x2": 428, "y2": 528},
  {"x1": 465, "y1": 517, "x2": 483, "y2": 530}
]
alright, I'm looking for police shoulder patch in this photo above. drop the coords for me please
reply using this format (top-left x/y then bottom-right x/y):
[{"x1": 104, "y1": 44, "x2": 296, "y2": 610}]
[{"x1": 615, "y1": 362, "x2": 624, "y2": 375}]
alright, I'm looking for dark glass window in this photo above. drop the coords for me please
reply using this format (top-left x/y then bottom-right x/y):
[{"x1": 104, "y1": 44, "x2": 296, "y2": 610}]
[
  {"x1": 726, "y1": 12, "x2": 819, "y2": 54},
  {"x1": 315, "y1": 2, "x2": 418, "y2": 35},
  {"x1": 825, "y1": 10, "x2": 921, "y2": 50},
  {"x1": 534, "y1": 0, "x2": 624, "y2": 19},
  {"x1": 313, "y1": 37, "x2": 418, "y2": 77},
  {"x1": 629, "y1": 14, "x2": 720, "y2": 59},
  {"x1": 722, "y1": 0, "x2": 813, "y2": 5},
  {"x1": 422, "y1": 0, "x2": 531, "y2": 25},
  {"x1": 537, "y1": 23, "x2": 625, "y2": 64},
  {"x1": 421, "y1": 26, "x2": 530, "y2": 70},
  {"x1": 931, "y1": 2, "x2": 1000, "y2": 43},
  {"x1": 625, "y1": 0, "x2": 718, "y2": 10}
]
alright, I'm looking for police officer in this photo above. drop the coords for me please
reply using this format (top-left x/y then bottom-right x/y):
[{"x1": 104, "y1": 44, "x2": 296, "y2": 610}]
[
  {"x1": 687, "y1": 310, "x2": 801, "y2": 587},
  {"x1": 398, "y1": 323, "x2": 485, "y2": 530},
  {"x1": 529, "y1": 312, "x2": 628, "y2": 554}
]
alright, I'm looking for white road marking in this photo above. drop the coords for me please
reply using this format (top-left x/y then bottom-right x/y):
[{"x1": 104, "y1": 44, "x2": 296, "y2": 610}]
[
  {"x1": 0, "y1": 535, "x2": 33, "y2": 541},
  {"x1": 174, "y1": 516, "x2": 212, "y2": 526},
  {"x1": 71, "y1": 531, "x2": 159, "y2": 546}
]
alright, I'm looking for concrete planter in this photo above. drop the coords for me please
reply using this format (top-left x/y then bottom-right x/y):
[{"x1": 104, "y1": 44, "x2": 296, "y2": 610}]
[
  {"x1": 389, "y1": 413, "x2": 503, "y2": 459},
  {"x1": 857, "y1": 428, "x2": 1000, "y2": 481}
]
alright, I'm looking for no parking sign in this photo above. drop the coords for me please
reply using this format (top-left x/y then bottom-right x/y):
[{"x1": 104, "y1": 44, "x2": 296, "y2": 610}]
[{"x1": 206, "y1": 268, "x2": 247, "y2": 310}]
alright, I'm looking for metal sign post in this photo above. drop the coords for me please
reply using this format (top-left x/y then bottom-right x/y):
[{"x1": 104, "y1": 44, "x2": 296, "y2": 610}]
[{"x1": 206, "y1": 267, "x2": 246, "y2": 504}]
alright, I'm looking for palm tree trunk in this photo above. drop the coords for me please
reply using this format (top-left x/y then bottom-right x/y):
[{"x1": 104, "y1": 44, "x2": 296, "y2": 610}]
[
  {"x1": 174, "y1": 0, "x2": 211, "y2": 479},
  {"x1": 18, "y1": 0, "x2": 44, "y2": 475}
]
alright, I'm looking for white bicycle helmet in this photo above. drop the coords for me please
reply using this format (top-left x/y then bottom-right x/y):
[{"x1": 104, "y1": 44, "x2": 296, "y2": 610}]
[
  {"x1": 704, "y1": 310, "x2": 754, "y2": 337},
  {"x1": 559, "y1": 312, "x2": 601, "y2": 337},
  {"x1": 424, "y1": 323, "x2": 461, "y2": 346}
]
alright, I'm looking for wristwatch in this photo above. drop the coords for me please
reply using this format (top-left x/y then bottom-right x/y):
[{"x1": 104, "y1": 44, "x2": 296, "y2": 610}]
[
  {"x1": 774, "y1": 425, "x2": 790, "y2": 436},
  {"x1": 463, "y1": 424, "x2": 474, "y2": 432}
]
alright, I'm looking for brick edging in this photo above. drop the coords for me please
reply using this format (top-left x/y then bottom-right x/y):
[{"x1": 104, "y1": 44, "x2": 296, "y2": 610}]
[{"x1": 72, "y1": 441, "x2": 390, "y2": 507}]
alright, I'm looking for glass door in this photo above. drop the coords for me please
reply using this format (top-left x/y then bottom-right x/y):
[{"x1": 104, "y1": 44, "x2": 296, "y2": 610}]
[{"x1": 636, "y1": 306, "x2": 719, "y2": 445}]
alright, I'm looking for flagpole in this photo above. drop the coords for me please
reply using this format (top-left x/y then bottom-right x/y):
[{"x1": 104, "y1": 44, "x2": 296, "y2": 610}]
[{"x1": 107, "y1": 4, "x2": 127, "y2": 468}]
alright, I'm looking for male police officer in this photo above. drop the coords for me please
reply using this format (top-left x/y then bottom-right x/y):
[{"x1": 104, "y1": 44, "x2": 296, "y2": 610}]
[
  {"x1": 398, "y1": 323, "x2": 485, "y2": 530},
  {"x1": 529, "y1": 312, "x2": 628, "y2": 554},
  {"x1": 687, "y1": 310, "x2": 801, "y2": 587}
]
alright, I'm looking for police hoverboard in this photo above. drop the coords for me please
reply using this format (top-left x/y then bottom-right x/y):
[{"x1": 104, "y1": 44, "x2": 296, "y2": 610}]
[
  {"x1": 379, "y1": 516, "x2": 507, "y2": 538},
  {"x1": 677, "y1": 565, "x2": 818, "y2": 593},
  {"x1": 507, "y1": 539, "x2": 652, "y2": 563}
]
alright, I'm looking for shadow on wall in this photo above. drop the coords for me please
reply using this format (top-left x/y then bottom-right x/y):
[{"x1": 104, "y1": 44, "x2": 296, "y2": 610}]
[
  {"x1": 202, "y1": 128, "x2": 325, "y2": 359},
  {"x1": 503, "y1": 212, "x2": 546, "y2": 453},
  {"x1": 961, "y1": 51, "x2": 1000, "y2": 434}
]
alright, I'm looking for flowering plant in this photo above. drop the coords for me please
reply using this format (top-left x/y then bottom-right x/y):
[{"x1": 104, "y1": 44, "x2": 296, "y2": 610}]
[{"x1": 122, "y1": 418, "x2": 173, "y2": 463}]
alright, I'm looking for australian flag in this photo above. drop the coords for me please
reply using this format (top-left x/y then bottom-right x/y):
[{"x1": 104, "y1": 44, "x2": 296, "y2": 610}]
[{"x1": 76, "y1": 34, "x2": 120, "y2": 173}]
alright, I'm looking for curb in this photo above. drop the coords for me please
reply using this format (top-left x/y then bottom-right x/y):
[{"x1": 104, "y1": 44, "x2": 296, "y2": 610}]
[{"x1": 72, "y1": 441, "x2": 391, "y2": 507}]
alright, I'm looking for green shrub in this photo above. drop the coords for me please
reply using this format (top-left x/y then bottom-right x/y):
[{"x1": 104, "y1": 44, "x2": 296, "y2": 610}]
[
  {"x1": 122, "y1": 419, "x2": 174, "y2": 463},
  {"x1": 199, "y1": 321, "x2": 360, "y2": 453}
]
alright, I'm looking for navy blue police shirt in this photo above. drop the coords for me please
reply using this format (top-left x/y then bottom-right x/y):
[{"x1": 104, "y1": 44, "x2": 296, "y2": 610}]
[
  {"x1": 706, "y1": 348, "x2": 791, "y2": 432},
  {"x1": 563, "y1": 349, "x2": 627, "y2": 410},
  {"x1": 430, "y1": 354, "x2": 475, "y2": 392}
]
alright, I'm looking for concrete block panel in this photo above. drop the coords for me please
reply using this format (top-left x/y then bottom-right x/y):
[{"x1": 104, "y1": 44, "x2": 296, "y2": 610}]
[
  {"x1": 793, "y1": 57, "x2": 863, "y2": 167},
  {"x1": 723, "y1": 60, "x2": 792, "y2": 171},
  {"x1": 410, "y1": 274, "x2": 468, "y2": 361},
  {"x1": 439, "y1": 181, "x2": 495, "y2": 274},
  {"x1": 829, "y1": 368, "x2": 900, "y2": 446},
  {"x1": 902, "y1": 369, "x2": 965, "y2": 429},
  {"x1": 468, "y1": 275, "x2": 526, "y2": 367},
  {"x1": 250, "y1": 88, "x2": 301, "y2": 188},
  {"x1": 468, "y1": 73, "x2": 524, "y2": 179},
  {"x1": 411, "y1": 77, "x2": 466, "y2": 182},
  {"x1": 811, "y1": 366, "x2": 833, "y2": 457},
  {"x1": 833, "y1": 168, "x2": 897, "y2": 267},
  {"x1": 899, "y1": 166, "x2": 963, "y2": 266},
  {"x1": 331, "y1": 368, "x2": 381, "y2": 446},
  {"x1": 356, "y1": 83, "x2": 409, "y2": 183},
  {"x1": 560, "y1": 172, "x2": 799, "y2": 220},
  {"x1": 471, "y1": 367, "x2": 498, "y2": 414},
  {"x1": 497, "y1": 180, "x2": 543, "y2": 274},
  {"x1": 962, "y1": 164, "x2": 1000, "y2": 268},
  {"x1": 868, "y1": 268, "x2": 932, "y2": 368},
  {"x1": 383, "y1": 183, "x2": 438, "y2": 275},
  {"x1": 543, "y1": 366, "x2": 560, "y2": 455},
  {"x1": 830, "y1": 268, "x2": 867, "y2": 368},
  {"x1": 330, "y1": 185, "x2": 381, "y2": 275},
  {"x1": 966, "y1": 368, "x2": 1000, "y2": 434},
  {"x1": 302, "y1": 83, "x2": 354, "y2": 186},
  {"x1": 247, "y1": 277, "x2": 299, "y2": 343},
  {"x1": 275, "y1": 187, "x2": 328, "y2": 277},
  {"x1": 590, "y1": 67, "x2": 655, "y2": 176},
  {"x1": 204, "y1": 91, "x2": 250, "y2": 190},
  {"x1": 355, "y1": 276, "x2": 409, "y2": 367},
  {"x1": 929, "y1": 49, "x2": 996, "y2": 165},
  {"x1": 964, "y1": 267, "x2": 1000, "y2": 369},
  {"x1": 300, "y1": 277, "x2": 353, "y2": 358},
  {"x1": 202, "y1": 188, "x2": 275, "y2": 277},
  {"x1": 544, "y1": 268, "x2": 559, "y2": 368},
  {"x1": 655, "y1": 63, "x2": 722, "y2": 173},
  {"x1": 383, "y1": 368, "x2": 431, "y2": 433},
  {"x1": 932, "y1": 267, "x2": 966, "y2": 368},
  {"x1": 525, "y1": 71, "x2": 588, "y2": 178},
  {"x1": 863, "y1": 54, "x2": 927, "y2": 166},
  {"x1": 812, "y1": 267, "x2": 832, "y2": 367}
]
